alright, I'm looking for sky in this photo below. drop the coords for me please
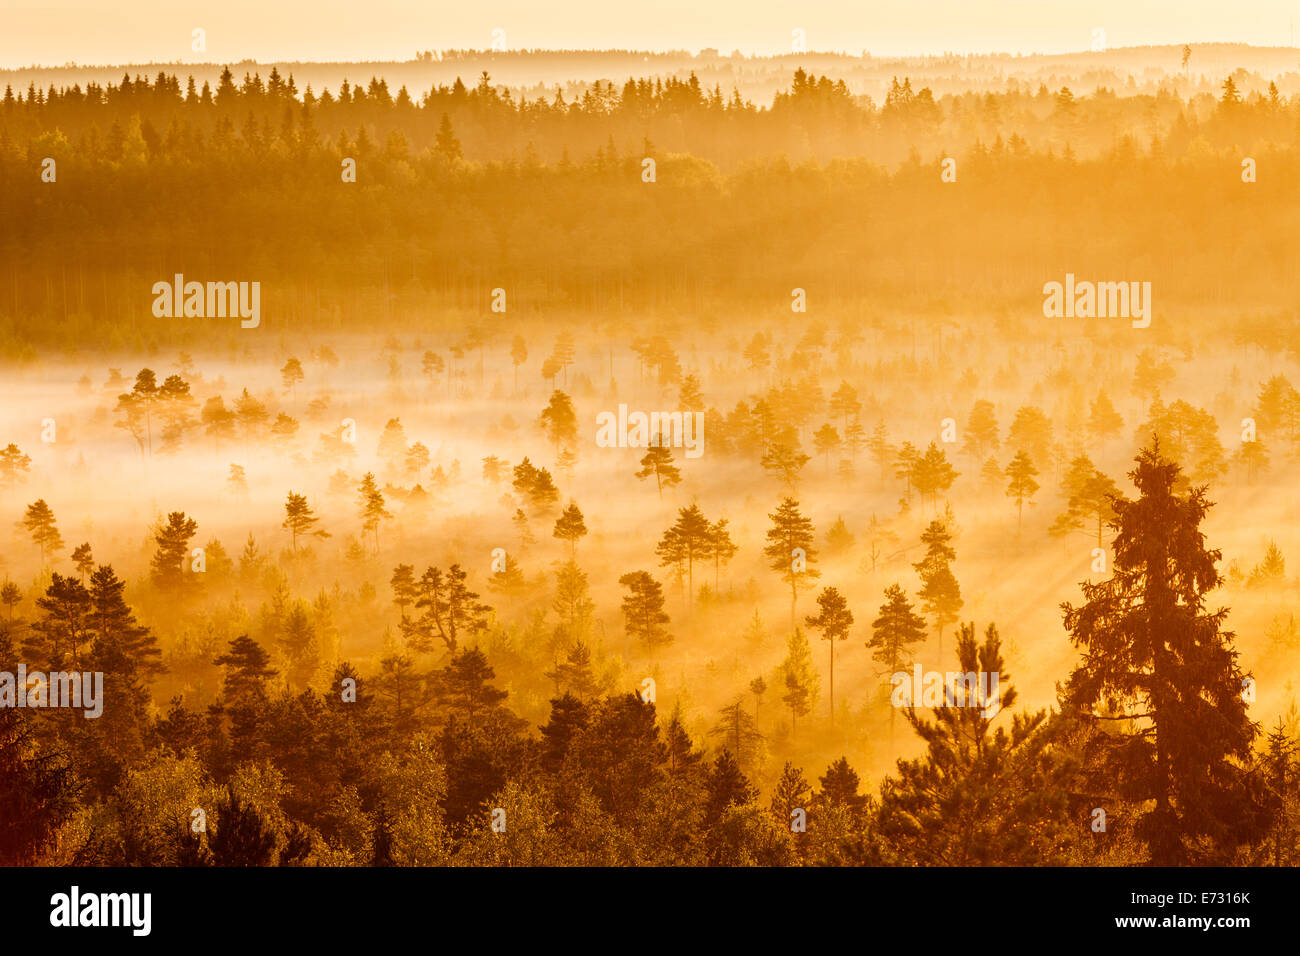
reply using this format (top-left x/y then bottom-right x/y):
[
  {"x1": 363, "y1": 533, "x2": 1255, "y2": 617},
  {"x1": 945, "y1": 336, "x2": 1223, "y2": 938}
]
[{"x1": 3, "y1": 0, "x2": 1300, "y2": 68}]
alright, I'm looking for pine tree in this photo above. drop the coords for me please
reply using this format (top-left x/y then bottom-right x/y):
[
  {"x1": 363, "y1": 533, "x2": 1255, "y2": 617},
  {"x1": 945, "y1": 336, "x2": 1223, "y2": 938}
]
[
  {"x1": 540, "y1": 692, "x2": 590, "y2": 772},
  {"x1": 402, "y1": 565, "x2": 492, "y2": 654},
  {"x1": 1061, "y1": 442, "x2": 1269, "y2": 864},
  {"x1": 539, "y1": 391, "x2": 579, "y2": 451},
  {"x1": 816, "y1": 756, "x2": 869, "y2": 817},
  {"x1": 893, "y1": 441, "x2": 920, "y2": 505},
  {"x1": 911, "y1": 442, "x2": 959, "y2": 511},
  {"x1": 357, "y1": 472, "x2": 391, "y2": 553},
  {"x1": 1005, "y1": 450, "x2": 1040, "y2": 529},
  {"x1": 282, "y1": 491, "x2": 328, "y2": 550},
  {"x1": 679, "y1": 373, "x2": 705, "y2": 410},
  {"x1": 280, "y1": 356, "x2": 304, "y2": 396},
  {"x1": 813, "y1": 423, "x2": 841, "y2": 472},
  {"x1": 435, "y1": 647, "x2": 509, "y2": 716},
  {"x1": 279, "y1": 601, "x2": 318, "y2": 691},
  {"x1": 655, "y1": 504, "x2": 712, "y2": 609},
  {"x1": 829, "y1": 382, "x2": 861, "y2": 430},
  {"x1": 551, "y1": 561, "x2": 595, "y2": 643},
  {"x1": 635, "y1": 433, "x2": 682, "y2": 499},
  {"x1": 703, "y1": 750, "x2": 757, "y2": 830},
  {"x1": 877, "y1": 622, "x2": 1071, "y2": 864},
  {"x1": 779, "y1": 627, "x2": 819, "y2": 738},
  {"x1": 27, "y1": 573, "x2": 92, "y2": 669},
  {"x1": 1048, "y1": 455, "x2": 1119, "y2": 546},
  {"x1": 708, "y1": 700, "x2": 764, "y2": 771},
  {"x1": 22, "y1": 499, "x2": 63, "y2": 565},
  {"x1": 88, "y1": 564, "x2": 163, "y2": 684},
  {"x1": 869, "y1": 584, "x2": 928, "y2": 738},
  {"x1": 763, "y1": 497, "x2": 819, "y2": 630},
  {"x1": 390, "y1": 564, "x2": 418, "y2": 616},
  {"x1": 761, "y1": 434, "x2": 810, "y2": 491},
  {"x1": 1088, "y1": 390, "x2": 1124, "y2": 451},
  {"x1": 543, "y1": 640, "x2": 599, "y2": 700},
  {"x1": 0, "y1": 444, "x2": 31, "y2": 487},
  {"x1": 706, "y1": 519, "x2": 738, "y2": 590},
  {"x1": 552, "y1": 501, "x2": 587, "y2": 557},
  {"x1": 824, "y1": 515, "x2": 854, "y2": 555},
  {"x1": 210, "y1": 788, "x2": 278, "y2": 866},
  {"x1": 71, "y1": 543, "x2": 94, "y2": 583},
  {"x1": 618, "y1": 571, "x2": 671, "y2": 650},
  {"x1": 769, "y1": 761, "x2": 812, "y2": 829},
  {"x1": 965, "y1": 400, "x2": 1000, "y2": 459},
  {"x1": 150, "y1": 511, "x2": 198, "y2": 594},
  {"x1": 913, "y1": 519, "x2": 962, "y2": 651},
  {"x1": 805, "y1": 587, "x2": 853, "y2": 725}
]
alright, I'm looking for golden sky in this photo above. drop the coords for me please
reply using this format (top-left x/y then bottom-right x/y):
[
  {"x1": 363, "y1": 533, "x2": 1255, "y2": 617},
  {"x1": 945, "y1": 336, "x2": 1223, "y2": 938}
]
[{"x1": 3, "y1": 0, "x2": 1300, "y2": 68}]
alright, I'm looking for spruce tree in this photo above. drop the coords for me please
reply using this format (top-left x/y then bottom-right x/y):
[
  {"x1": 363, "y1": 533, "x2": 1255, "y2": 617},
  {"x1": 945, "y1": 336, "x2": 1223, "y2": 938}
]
[{"x1": 1061, "y1": 442, "x2": 1269, "y2": 864}]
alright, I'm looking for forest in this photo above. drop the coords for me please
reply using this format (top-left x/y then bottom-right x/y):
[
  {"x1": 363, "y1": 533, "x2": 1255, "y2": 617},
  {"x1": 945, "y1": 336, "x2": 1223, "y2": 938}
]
[{"x1": 1, "y1": 46, "x2": 1298, "y2": 867}]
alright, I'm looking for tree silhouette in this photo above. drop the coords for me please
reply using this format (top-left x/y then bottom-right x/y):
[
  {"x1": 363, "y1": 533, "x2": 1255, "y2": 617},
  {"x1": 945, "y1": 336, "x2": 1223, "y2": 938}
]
[
  {"x1": 779, "y1": 628, "x2": 818, "y2": 738},
  {"x1": 878, "y1": 622, "x2": 1070, "y2": 864},
  {"x1": 552, "y1": 501, "x2": 588, "y2": 557},
  {"x1": 1005, "y1": 450, "x2": 1040, "y2": 530},
  {"x1": 805, "y1": 587, "x2": 853, "y2": 725},
  {"x1": 706, "y1": 518, "x2": 739, "y2": 590},
  {"x1": 21, "y1": 499, "x2": 63, "y2": 565},
  {"x1": 618, "y1": 571, "x2": 671, "y2": 650},
  {"x1": 869, "y1": 584, "x2": 928, "y2": 739},
  {"x1": 0, "y1": 444, "x2": 32, "y2": 487},
  {"x1": 764, "y1": 497, "x2": 819, "y2": 629},
  {"x1": 1061, "y1": 442, "x2": 1269, "y2": 864},
  {"x1": 539, "y1": 391, "x2": 579, "y2": 451},
  {"x1": 1048, "y1": 455, "x2": 1118, "y2": 546},
  {"x1": 283, "y1": 491, "x2": 328, "y2": 550},
  {"x1": 913, "y1": 520, "x2": 963, "y2": 651},
  {"x1": 357, "y1": 472, "x2": 391, "y2": 553},
  {"x1": 635, "y1": 434, "x2": 681, "y2": 498},
  {"x1": 280, "y1": 356, "x2": 304, "y2": 397},
  {"x1": 655, "y1": 504, "x2": 712, "y2": 610},
  {"x1": 150, "y1": 511, "x2": 198, "y2": 593},
  {"x1": 402, "y1": 565, "x2": 492, "y2": 655}
]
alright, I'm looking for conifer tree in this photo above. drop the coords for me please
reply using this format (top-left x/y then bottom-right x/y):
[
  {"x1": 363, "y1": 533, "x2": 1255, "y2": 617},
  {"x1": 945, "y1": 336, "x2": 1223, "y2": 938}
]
[
  {"x1": 71, "y1": 543, "x2": 94, "y2": 582},
  {"x1": 552, "y1": 501, "x2": 588, "y2": 557},
  {"x1": 1005, "y1": 450, "x2": 1039, "y2": 529},
  {"x1": 655, "y1": 504, "x2": 712, "y2": 609},
  {"x1": 779, "y1": 627, "x2": 818, "y2": 738},
  {"x1": 357, "y1": 472, "x2": 391, "y2": 553},
  {"x1": 763, "y1": 497, "x2": 819, "y2": 629},
  {"x1": 618, "y1": 571, "x2": 671, "y2": 650},
  {"x1": 1061, "y1": 442, "x2": 1269, "y2": 864},
  {"x1": 22, "y1": 499, "x2": 63, "y2": 565},
  {"x1": 635, "y1": 435, "x2": 681, "y2": 498},
  {"x1": 283, "y1": 491, "x2": 328, "y2": 550},
  {"x1": 913, "y1": 520, "x2": 963, "y2": 650},
  {"x1": 869, "y1": 584, "x2": 929, "y2": 738},
  {"x1": 877, "y1": 621, "x2": 1071, "y2": 864},
  {"x1": 805, "y1": 587, "x2": 853, "y2": 725},
  {"x1": 149, "y1": 511, "x2": 198, "y2": 594}
]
